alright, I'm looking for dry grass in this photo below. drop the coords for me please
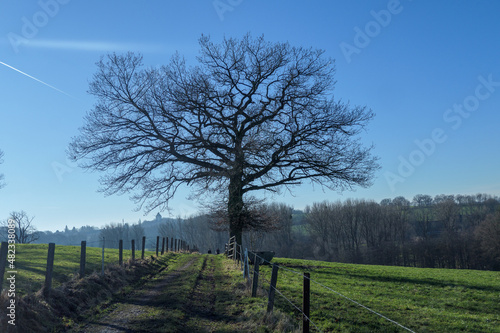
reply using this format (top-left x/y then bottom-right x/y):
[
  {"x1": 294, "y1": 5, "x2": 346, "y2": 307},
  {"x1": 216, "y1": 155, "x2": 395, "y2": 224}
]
[{"x1": 0, "y1": 256, "x2": 166, "y2": 332}]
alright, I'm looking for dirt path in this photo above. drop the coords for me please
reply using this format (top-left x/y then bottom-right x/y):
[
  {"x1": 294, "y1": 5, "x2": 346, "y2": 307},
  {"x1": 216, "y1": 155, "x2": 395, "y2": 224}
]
[
  {"x1": 68, "y1": 254, "x2": 276, "y2": 333},
  {"x1": 70, "y1": 255, "x2": 199, "y2": 333}
]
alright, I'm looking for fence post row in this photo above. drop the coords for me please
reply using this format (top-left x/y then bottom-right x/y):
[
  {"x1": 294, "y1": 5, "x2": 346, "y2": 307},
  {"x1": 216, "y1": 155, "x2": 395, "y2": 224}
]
[
  {"x1": 43, "y1": 243, "x2": 56, "y2": 298},
  {"x1": 80, "y1": 241, "x2": 86, "y2": 278},
  {"x1": 0, "y1": 235, "x2": 195, "y2": 300},
  {"x1": 0, "y1": 242, "x2": 8, "y2": 295}
]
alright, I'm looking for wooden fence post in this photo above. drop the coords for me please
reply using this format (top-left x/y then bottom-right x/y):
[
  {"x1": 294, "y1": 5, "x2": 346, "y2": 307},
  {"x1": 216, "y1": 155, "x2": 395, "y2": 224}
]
[
  {"x1": 0, "y1": 242, "x2": 8, "y2": 295},
  {"x1": 171, "y1": 237, "x2": 173, "y2": 251},
  {"x1": 131, "y1": 240, "x2": 135, "y2": 261},
  {"x1": 267, "y1": 263, "x2": 279, "y2": 313},
  {"x1": 101, "y1": 237, "x2": 105, "y2": 276},
  {"x1": 251, "y1": 253, "x2": 260, "y2": 297},
  {"x1": 303, "y1": 272, "x2": 311, "y2": 333},
  {"x1": 80, "y1": 241, "x2": 86, "y2": 278},
  {"x1": 161, "y1": 237, "x2": 165, "y2": 255},
  {"x1": 43, "y1": 243, "x2": 55, "y2": 297},
  {"x1": 141, "y1": 236, "x2": 146, "y2": 259},
  {"x1": 119, "y1": 239, "x2": 123, "y2": 266},
  {"x1": 174, "y1": 239, "x2": 177, "y2": 252},
  {"x1": 156, "y1": 236, "x2": 159, "y2": 256},
  {"x1": 166, "y1": 237, "x2": 169, "y2": 253}
]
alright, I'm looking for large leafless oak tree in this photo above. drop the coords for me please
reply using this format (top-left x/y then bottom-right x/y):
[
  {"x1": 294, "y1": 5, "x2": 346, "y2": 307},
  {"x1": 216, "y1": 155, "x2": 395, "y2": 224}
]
[{"x1": 69, "y1": 34, "x2": 378, "y2": 247}]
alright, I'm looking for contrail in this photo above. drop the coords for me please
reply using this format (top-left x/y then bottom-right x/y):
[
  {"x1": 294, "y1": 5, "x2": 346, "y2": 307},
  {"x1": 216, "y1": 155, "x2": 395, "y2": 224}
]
[{"x1": 0, "y1": 61, "x2": 72, "y2": 98}]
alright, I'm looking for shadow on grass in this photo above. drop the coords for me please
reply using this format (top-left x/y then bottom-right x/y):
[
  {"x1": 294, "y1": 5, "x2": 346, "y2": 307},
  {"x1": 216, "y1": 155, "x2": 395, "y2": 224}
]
[{"x1": 281, "y1": 264, "x2": 500, "y2": 293}]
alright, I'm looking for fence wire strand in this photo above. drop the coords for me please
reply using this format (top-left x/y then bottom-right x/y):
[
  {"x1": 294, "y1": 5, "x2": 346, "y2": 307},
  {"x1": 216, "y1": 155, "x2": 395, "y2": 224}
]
[
  {"x1": 244, "y1": 248, "x2": 416, "y2": 333},
  {"x1": 269, "y1": 281, "x2": 323, "y2": 332}
]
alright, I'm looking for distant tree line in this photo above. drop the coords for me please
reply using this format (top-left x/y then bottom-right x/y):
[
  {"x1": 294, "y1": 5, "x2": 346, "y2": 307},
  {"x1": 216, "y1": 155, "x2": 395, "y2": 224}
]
[
  {"x1": 10, "y1": 192, "x2": 500, "y2": 271},
  {"x1": 171, "y1": 193, "x2": 500, "y2": 271},
  {"x1": 305, "y1": 193, "x2": 500, "y2": 270}
]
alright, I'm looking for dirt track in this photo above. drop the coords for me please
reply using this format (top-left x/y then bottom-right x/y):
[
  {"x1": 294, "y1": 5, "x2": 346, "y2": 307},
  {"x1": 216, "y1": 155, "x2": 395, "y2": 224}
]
[
  {"x1": 68, "y1": 254, "x2": 262, "y2": 333},
  {"x1": 71, "y1": 256, "x2": 199, "y2": 332}
]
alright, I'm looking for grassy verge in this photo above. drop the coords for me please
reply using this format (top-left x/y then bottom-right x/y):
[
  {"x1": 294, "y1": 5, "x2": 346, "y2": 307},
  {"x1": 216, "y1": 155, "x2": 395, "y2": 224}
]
[
  {"x1": 257, "y1": 258, "x2": 500, "y2": 332},
  {"x1": 0, "y1": 249, "x2": 174, "y2": 332},
  {"x1": 12, "y1": 243, "x2": 156, "y2": 295}
]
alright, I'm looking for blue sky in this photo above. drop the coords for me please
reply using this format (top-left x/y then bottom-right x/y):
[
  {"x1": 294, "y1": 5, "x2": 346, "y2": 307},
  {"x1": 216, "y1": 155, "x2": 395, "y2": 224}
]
[{"x1": 1, "y1": 0, "x2": 499, "y2": 232}]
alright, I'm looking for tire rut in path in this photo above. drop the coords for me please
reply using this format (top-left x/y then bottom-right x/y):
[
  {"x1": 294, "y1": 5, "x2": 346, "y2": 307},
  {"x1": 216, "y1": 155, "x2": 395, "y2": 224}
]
[
  {"x1": 186, "y1": 256, "x2": 217, "y2": 320},
  {"x1": 72, "y1": 256, "x2": 199, "y2": 333}
]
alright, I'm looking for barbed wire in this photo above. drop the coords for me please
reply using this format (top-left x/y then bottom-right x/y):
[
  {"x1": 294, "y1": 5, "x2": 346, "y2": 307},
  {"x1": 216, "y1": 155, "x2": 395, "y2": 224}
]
[
  {"x1": 240, "y1": 247, "x2": 416, "y2": 333},
  {"x1": 269, "y1": 283, "x2": 323, "y2": 332},
  {"x1": 245, "y1": 256, "x2": 322, "y2": 332}
]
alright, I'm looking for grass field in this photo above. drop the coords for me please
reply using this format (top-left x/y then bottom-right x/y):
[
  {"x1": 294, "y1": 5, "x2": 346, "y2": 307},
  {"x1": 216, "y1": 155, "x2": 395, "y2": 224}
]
[
  {"x1": 9, "y1": 243, "x2": 156, "y2": 295},
  {"x1": 256, "y1": 258, "x2": 500, "y2": 332},
  {"x1": 3, "y1": 245, "x2": 500, "y2": 332}
]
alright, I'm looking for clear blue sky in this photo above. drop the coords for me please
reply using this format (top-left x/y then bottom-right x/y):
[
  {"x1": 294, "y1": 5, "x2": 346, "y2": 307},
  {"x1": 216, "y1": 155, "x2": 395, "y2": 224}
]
[{"x1": 1, "y1": 0, "x2": 499, "y2": 232}]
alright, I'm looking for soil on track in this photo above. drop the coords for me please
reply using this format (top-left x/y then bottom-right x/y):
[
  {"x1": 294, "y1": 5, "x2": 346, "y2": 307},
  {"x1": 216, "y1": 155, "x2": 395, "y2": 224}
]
[{"x1": 68, "y1": 254, "x2": 261, "y2": 333}]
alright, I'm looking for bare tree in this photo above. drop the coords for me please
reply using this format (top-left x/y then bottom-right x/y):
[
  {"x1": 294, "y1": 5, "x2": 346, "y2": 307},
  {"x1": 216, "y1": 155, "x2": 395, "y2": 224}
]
[
  {"x1": 130, "y1": 222, "x2": 145, "y2": 249},
  {"x1": 475, "y1": 210, "x2": 500, "y2": 270},
  {"x1": 3, "y1": 211, "x2": 40, "y2": 244},
  {"x1": 412, "y1": 194, "x2": 434, "y2": 240},
  {"x1": 100, "y1": 222, "x2": 129, "y2": 249},
  {"x1": 69, "y1": 34, "x2": 378, "y2": 248},
  {"x1": 306, "y1": 201, "x2": 343, "y2": 261}
]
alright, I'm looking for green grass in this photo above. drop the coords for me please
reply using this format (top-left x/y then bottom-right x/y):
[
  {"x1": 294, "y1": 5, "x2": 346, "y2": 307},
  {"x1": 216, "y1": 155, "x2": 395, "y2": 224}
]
[
  {"x1": 7, "y1": 245, "x2": 500, "y2": 332},
  {"x1": 257, "y1": 258, "x2": 500, "y2": 332},
  {"x1": 10, "y1": 244, "x2": 156, "y2": 295}
]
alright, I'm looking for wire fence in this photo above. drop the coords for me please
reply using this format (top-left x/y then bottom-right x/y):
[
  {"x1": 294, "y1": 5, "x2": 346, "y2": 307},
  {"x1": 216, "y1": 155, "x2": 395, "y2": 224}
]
[
  {"x1": 0, "y1": 236, "x2": 192, "y2": 297},
  {"x1": 227, "y1": 236, "x2": 416, "y2": 333}
]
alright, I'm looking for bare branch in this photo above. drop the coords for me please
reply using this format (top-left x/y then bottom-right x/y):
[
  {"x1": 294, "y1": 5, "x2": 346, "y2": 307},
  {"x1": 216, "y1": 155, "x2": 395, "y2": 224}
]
[{"x1": 69, "y1": 34, "x2": 379, "y2": 242}]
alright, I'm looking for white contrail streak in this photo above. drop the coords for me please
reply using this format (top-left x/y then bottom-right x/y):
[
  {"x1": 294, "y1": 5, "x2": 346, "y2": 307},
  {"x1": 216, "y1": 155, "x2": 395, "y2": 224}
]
[{"x1": 0, "y1": 61, "x2": 72, "y2": 97}]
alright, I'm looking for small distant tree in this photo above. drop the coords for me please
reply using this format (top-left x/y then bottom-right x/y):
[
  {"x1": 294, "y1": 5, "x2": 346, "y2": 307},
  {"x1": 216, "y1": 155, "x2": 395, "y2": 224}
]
[
  {"x1": 69, "y1": 34, "x2": 379, "y2": 249},
  {"x1": 3, "y1": 211, "x2": 40, "y2": 244},
  {"x1": 475, "y1": 210, "x2": 500, "y2": 270},
  {"x1": 100, "y1": 222, "x2": 128, "y2": 249},
  {"x1": 130, "y1": 222, "x2": 145, "y2": 249}
]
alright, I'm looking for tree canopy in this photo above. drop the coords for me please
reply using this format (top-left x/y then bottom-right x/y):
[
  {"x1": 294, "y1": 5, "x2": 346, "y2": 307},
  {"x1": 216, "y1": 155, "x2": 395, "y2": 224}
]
[{"x1": 69, "y1": 34, "x2": 378, "y2": 245}]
